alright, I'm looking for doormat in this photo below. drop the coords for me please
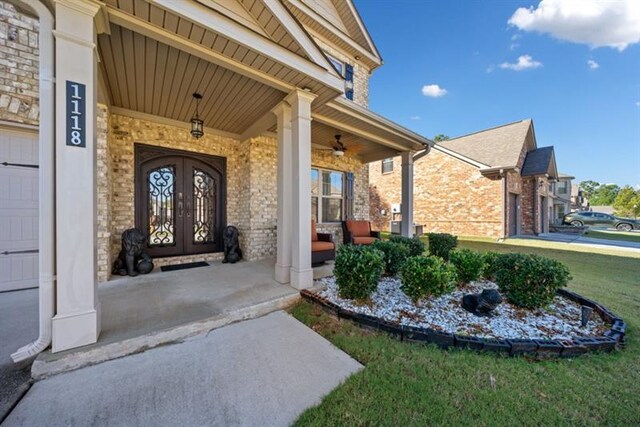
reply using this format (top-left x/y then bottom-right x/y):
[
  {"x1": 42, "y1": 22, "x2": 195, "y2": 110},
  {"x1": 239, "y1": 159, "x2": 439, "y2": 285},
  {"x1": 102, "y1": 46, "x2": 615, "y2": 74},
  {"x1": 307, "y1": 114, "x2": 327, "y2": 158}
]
[{"x1": 160, "y1": 261, "x2": 210, "y2": 272}]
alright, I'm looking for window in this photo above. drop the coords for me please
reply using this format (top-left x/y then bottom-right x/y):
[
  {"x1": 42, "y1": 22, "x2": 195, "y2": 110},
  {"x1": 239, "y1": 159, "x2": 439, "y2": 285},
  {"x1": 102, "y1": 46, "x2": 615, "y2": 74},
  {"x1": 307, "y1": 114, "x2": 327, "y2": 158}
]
[
  {"x1": 557, "y1": 182, "x2": 568, "y2": 195},
  {"x1": 311, "y1": 168, "x2": 344, "y2": 223},
  {"x1": 381, "y1": 158, "x2": 394, "y2": 174},
  {"x1": 325, "y1": 52, "x2": 354, "y2": 101}
]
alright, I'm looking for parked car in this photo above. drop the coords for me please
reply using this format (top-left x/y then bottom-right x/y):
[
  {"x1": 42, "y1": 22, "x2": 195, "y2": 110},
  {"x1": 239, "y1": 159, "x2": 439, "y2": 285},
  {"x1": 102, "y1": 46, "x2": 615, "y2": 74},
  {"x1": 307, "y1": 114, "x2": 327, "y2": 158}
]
[{"x1": 563, "y1": 211, "x2": 639, "y2": 231}]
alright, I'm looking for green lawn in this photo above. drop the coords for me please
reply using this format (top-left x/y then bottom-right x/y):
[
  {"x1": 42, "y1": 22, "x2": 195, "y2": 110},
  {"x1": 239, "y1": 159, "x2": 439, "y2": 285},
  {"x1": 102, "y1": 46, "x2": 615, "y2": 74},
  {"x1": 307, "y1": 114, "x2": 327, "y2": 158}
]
[
  {"x1": 290, "y1": 240, "x2": 640, "y2": 426},
  {"x1": 584, "y1": 229, "x2": 640, "y2": 243}
]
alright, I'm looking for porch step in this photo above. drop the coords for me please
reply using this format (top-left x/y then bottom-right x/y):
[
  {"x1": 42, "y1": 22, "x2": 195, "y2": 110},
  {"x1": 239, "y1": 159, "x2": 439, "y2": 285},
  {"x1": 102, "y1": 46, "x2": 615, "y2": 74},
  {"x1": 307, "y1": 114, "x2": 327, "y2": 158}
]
[{"x1": 31, "y1": 292, "x2": 300, "y2": 380}]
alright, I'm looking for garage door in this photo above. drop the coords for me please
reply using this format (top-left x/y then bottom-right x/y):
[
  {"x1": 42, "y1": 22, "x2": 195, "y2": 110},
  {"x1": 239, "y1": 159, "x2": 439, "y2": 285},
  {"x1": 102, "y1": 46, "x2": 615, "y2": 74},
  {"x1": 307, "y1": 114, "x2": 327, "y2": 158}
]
[{"x1": 0, "y1": 128, "x2": 38, "y2": 292}]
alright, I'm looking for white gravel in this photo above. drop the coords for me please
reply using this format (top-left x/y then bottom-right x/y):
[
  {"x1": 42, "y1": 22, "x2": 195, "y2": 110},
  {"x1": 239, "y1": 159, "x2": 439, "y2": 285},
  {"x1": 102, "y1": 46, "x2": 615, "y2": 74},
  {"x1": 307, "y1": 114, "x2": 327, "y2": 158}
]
[{"x1": 315, "y1": 277, "x2": 607, "y2": 340}]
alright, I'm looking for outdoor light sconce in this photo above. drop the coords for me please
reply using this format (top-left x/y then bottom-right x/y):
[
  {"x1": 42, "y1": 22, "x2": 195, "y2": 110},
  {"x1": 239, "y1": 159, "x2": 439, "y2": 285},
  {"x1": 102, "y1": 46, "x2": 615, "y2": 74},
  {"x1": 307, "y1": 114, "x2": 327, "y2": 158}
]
[{"x1": 190, "y1": 92, "x2": 204, "y2": 139}]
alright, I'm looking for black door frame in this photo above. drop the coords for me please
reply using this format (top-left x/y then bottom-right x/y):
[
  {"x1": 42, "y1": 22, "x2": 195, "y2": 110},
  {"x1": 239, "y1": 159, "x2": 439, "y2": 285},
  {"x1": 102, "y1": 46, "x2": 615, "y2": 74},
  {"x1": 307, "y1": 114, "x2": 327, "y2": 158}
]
[{"x1": 134, "y1": 144, "x2": 227, "y2": 257}]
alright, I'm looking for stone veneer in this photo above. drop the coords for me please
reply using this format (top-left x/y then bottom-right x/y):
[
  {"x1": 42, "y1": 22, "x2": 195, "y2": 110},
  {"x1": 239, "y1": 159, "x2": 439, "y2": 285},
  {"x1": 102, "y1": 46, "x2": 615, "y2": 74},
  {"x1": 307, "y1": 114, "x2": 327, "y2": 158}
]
[
  {"x1": 369, "y1": 150, "x2": 504, "y2": 238},
  {"x1": 0, "y1": 1, "x2": 39, "y2": 124},
  {"x1": 99, "y1": 111, "x2": 370, "y2": 282}
]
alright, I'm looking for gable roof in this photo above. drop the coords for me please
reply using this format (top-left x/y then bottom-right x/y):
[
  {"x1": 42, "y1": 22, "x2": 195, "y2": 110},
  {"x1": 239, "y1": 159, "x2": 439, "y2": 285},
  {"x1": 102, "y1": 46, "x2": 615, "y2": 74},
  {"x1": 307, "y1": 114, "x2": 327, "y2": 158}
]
[
  {"x1": 283, "y1": 0, "x2": 382, "y2": 69},
  {"x1": 521, "y1": 146, "x2": 558, "y2": 178},
  {"x1": 436, "y1": 119, "x2": 534, "y2": 169}
]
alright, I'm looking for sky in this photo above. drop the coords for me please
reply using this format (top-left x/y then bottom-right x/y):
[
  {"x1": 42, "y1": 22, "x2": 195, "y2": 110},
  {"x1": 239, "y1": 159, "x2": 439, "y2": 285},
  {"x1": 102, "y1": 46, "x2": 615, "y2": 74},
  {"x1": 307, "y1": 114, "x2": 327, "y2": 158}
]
[{"x1": 354, "y1": 0, "x2": 640, "y2": 187}]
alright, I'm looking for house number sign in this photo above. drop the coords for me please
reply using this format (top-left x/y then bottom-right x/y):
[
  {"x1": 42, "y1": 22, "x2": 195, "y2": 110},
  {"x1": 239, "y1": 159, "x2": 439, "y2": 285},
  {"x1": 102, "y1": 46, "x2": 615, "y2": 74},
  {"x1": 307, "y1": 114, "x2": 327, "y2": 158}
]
[{"x1": 66, "y1": 80, "x2": 86, "y2": 148}]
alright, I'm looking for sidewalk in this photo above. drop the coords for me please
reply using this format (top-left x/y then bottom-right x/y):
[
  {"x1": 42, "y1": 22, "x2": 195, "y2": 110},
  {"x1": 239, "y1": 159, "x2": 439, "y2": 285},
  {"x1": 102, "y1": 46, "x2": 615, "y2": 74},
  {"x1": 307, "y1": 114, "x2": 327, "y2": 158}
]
[
  {"x1": 516, "y1": 233, "x2": 640, "y2": 253},
  {"x1": 3, "y1": 311, "x2": 362, "y2": 427}
]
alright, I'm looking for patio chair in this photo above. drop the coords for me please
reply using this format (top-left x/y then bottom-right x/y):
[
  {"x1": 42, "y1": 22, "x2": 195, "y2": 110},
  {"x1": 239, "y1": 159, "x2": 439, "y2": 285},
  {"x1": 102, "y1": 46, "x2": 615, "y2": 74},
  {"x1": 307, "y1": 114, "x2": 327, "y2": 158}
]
[
  {"x1": 342, "y1": 220, "x2": 381, "y2": 245},
  {"x1": 311, "y1": 220, "x2": 335, "y2": 265}
]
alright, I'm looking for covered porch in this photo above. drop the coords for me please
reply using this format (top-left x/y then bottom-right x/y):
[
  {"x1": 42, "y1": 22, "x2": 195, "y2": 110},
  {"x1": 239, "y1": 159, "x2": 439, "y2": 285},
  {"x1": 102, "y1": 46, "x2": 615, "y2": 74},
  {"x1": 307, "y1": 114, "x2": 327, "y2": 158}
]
[{"x1": 11, "y1": 0, "x2": 430, "y2": 359}]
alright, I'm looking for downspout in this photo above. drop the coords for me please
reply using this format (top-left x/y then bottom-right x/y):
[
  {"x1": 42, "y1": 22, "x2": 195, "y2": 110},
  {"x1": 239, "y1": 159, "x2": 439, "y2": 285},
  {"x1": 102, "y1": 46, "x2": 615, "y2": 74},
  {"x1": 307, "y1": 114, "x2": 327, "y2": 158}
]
[
  {"x1": 501, "y1": 170, "x2": 507, "y2": 239},
  {"x1": 12, "y1": 0, "x2": 55, "y2": 362},
  {"x1": 532, "y1": 179, "x2": 538, "y2": 236}
]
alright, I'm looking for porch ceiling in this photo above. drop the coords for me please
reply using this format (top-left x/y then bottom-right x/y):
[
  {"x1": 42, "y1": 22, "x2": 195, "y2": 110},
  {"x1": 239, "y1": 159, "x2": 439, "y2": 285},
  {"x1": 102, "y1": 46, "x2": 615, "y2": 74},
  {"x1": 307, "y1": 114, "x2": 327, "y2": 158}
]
[
  {"x1": 310, "y1": 121, "x2": 398, "y2": 162},
  {"x1": 98, "y1": 24, "x2": 286, "y2": 134},
  {"x1": 102, "y1": 0, "x2": 341, "y2": 106}
]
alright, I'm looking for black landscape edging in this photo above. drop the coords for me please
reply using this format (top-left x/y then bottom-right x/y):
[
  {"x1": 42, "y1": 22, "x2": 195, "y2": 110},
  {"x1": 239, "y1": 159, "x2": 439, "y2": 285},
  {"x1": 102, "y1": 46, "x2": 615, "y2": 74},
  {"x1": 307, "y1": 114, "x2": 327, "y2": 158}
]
[{"x1": 300, "y1": 288, "x2": 627, "y2": 358}]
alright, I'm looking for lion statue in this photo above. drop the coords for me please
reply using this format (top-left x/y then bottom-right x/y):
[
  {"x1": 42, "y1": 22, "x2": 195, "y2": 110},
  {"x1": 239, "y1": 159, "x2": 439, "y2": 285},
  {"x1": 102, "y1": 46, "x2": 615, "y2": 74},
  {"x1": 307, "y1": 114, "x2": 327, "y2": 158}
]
[
  {"x1": 222, "y1": 225, "x2": 242, "y2": 264},
  {"x1": 112, "y1": 228, "x2": 154, "y2": 277}
]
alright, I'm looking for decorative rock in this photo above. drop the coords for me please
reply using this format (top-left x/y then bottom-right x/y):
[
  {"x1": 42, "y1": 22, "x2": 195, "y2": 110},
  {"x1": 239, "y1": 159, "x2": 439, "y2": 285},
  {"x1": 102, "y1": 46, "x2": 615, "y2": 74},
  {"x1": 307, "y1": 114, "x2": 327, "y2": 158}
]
[{"x1": 461, "y1": 289, "x2": 503, "y2": 316}]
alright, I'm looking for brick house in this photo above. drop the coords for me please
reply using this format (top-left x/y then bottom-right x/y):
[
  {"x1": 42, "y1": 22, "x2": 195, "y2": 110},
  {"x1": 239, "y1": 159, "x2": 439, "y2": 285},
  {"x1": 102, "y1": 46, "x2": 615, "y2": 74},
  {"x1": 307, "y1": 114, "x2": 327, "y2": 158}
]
[
  {"x1": 1, "y1": 0, "x2": 429, "y2": 357},
  {"x1": 369, "y1": 119, "x2": 559, "y2": 238}
]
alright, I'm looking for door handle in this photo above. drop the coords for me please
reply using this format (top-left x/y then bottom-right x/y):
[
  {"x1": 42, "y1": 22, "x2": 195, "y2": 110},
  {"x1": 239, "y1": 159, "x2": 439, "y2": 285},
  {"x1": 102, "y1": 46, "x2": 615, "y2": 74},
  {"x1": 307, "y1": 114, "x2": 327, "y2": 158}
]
[
  {"x1": 186, "y1": 197, "x2": 191, "y2": 217},
  {"x1": 178, "y1": 192, "x2": 183, "y2": 217}
]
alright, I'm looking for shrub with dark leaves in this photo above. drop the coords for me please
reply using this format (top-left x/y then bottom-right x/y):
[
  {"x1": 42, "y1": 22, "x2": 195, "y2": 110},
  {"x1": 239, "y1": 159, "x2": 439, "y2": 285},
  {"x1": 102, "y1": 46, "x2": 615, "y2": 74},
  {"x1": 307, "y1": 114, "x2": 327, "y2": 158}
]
[
  {"x1": 334, "y1": 244, "x2": 384, "y2": 300},
  {"x1": 427, "y1": 233, "x2": 458, "y2": 260},
  {"x1": 372, "y1": 240, "x2": 410, "y2": 276},
  {"x1": 449, "y1": 249, "x2": 485, "y2": 284},
  {"x1": 495, "y1": 253, "x2": 572, "y2": 309},
  {"x1": 399, "y1": 255, "x2": 457, "y2": 302},
  {"x1": 389, "y1": 235, "x2": 426, "y2": 257}
]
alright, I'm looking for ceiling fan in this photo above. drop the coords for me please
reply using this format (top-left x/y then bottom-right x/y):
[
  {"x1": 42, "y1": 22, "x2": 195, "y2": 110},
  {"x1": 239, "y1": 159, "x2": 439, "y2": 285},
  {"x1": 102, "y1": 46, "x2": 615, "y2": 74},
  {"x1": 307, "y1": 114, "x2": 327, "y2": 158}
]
[{"x1": 311, "y1": 134, "x2": 346, "y2": 156}]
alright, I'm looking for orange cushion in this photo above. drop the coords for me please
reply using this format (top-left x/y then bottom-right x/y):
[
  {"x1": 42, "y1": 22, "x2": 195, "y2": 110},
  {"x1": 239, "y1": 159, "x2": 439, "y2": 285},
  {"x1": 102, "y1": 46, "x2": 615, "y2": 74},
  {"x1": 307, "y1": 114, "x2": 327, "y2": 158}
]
[
  {"x1": 311, "y1": 220, "x2": 318, "y2": 242},
  {"x1": 312, "y1": 241, "x2": 335, "y2": 252},
  {"x1": 347, "y1": 220, "x2": 370, "y2": 237},
  {"x1": 353, "y1": 236, "x2": 378, "y2": 245}
]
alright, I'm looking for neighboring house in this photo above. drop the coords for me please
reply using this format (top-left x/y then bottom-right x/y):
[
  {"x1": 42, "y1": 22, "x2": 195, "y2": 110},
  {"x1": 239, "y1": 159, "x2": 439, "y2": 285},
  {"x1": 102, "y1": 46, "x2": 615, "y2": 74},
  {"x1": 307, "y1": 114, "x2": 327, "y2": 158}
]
[
  {"x1": 571, "y1": 184, "x2": 589, "y2": 211},
  {"x1": 1, "y1": 0, "x2": 429, "y2": 355},
  {"x1": 369, "y1": 119, "x2": 559, "y2": 238},
  {"x1": 550, "y1": 173, "x2": 573, "y2": 222}
]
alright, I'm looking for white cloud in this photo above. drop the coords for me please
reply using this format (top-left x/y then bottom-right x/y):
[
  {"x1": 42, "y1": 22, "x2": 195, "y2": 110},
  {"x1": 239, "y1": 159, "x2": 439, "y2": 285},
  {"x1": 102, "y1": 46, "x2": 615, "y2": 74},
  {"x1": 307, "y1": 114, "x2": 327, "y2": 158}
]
[
  {"x1": 510, "y1": 42, "x2": 520, "y2": 50},
  {"x1": 499, "y1": 55, "x2": 543, "y2": 71},
  {"x1": 636, "y1": 101, "x2": 640, "y2": 107},
  {"x1": 410, "y1": 115, "x2": 421, "y2": 121},
  {"x1": 511, "y1": 34, "x2": 522, "y2": 41},
  {"x1": 587, "y1": 59, "x2": 599, "y2": 69},
  {"x1": 421, "y1": 84, "x2": 447, "y2": 98},
  {"x1": 508, "y1": 0, "x2": 640, "y2": 51}
]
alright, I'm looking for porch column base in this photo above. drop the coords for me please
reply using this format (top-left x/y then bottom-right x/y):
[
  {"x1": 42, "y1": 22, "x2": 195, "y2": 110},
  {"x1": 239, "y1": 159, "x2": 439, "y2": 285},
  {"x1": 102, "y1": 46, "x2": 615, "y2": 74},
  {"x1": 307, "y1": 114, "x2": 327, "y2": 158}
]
[
  {"x1": 274, "y1": 263, "x2": 291, "y2": 284},
  {"x1": 52, "y1": 307, "x2": 100, "y2": 353},
  {"x1": 290, "y1": 267, "x2": 313, "y2": 290}
]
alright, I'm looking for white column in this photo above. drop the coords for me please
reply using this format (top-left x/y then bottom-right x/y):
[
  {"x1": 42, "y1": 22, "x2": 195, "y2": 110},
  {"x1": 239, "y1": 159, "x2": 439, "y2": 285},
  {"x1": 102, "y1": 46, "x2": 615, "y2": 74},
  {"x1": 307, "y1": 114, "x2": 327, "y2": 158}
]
[
  {"x1": 51, "y1": 0, "x2": 101, "y2": 352},
  {"x1": 273, "y1": 102, "x2": 292, "y2": 284},
  {"x1": 287, "y1": 89, "x2": 317, "y2": 290},
  {"x1": 401, "y1": 151, "x2": 414, "y2": 237}
]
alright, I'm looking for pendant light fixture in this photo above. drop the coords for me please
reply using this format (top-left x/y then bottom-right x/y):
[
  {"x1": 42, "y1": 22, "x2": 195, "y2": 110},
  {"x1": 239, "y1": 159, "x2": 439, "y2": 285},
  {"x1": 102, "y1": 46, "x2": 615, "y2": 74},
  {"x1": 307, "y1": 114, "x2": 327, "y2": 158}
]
[{"x1": 190, "y1": 92, "x2": 204, "y2": 139}]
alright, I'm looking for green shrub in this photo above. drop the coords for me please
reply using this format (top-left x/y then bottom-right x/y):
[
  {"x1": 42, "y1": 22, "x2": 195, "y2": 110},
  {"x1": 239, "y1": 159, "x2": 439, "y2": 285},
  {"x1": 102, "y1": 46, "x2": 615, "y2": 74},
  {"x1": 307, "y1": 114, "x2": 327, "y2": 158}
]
[
  {"x1": 482, "y1": 251, "x2": 501, "y2": 281},
  {"x1": 495, "y1": 253, "x2": 572, "y2": 309},
  {"x1": 399, "y1": 255, "x2": 457, "y2": 302},
  {"x1": 389, "y1": 235, "x2": 426, "y2": 257},
  {"x1": 372, "y1": 240, "x2": 410, "y2": 276},
  {"x1": 334, "y1": 244, "x2": 384, "y2": 300},
  {"x1": 449, "y1": 249, "x2": 485, "y2": 284},
  {"x1": 427, "y1": 233, "x2": 458, "y2": 260}
]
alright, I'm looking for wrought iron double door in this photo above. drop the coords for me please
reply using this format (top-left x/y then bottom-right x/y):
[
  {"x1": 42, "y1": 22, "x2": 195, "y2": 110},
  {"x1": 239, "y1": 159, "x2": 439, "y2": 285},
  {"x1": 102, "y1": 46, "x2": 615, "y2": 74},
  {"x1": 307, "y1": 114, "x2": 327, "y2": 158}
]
[{"x1": 136, "y1": 146, "x2": 225, "y2": 257}]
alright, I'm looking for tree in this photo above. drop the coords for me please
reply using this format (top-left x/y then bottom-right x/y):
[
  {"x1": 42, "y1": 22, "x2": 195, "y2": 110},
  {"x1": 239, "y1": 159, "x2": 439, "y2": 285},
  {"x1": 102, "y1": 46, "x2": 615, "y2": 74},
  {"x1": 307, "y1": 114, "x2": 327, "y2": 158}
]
[
  {"x1": 613, "y1": 186, "x2": 640, "y2": 218},
  {"x1": 579, "y1": 180, "x2": 600, "y2": 199},
  {"x1": 589, "y1": 184, "x2": 620, "y2": 206},
  {"x1": 433, "y1": 134, "x2": 450, "y2": 142}
]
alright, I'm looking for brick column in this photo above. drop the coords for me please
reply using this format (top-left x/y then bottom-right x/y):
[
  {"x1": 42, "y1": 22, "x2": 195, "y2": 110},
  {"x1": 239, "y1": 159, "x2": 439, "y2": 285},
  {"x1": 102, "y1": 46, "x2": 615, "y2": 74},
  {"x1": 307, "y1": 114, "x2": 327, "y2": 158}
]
[
  {"x1": 51, "y1": 0, "x2": 101, "y2": 352},
  {"x1": 401, "y1": 151, "x2": 414, "y2": 237},
  {"x1": 287, "y1": 89, "x2": 317, "y2": 289}
]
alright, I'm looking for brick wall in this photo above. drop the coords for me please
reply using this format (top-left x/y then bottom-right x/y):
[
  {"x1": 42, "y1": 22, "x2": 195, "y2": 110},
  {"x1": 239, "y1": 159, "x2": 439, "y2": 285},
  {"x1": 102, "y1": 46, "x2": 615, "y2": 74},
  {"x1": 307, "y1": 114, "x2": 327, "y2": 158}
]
[
  {"x1": 100, "y1": 113, "x2": 369, "y2": 281},
  {"x1": 369, "y1": 149, "x2": 504, "y2": 238},
  {"x1": 0, "y1": 1, "x2": 39, "y2": 124}
]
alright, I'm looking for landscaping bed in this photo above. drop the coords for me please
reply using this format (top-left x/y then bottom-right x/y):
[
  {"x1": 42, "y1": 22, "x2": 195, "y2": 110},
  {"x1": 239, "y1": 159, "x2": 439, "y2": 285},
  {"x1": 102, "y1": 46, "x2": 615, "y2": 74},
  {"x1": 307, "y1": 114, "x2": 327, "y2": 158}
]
[{"x1": 302, "y1": 280, "x2": 624, "y2": 356}]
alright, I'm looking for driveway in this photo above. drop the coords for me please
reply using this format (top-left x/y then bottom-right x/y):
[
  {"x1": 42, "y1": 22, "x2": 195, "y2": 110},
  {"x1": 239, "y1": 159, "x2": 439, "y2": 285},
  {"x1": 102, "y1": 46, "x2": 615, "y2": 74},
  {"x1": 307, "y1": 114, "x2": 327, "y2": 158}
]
[
  {"x1": 3, "y1": 311, "x2": 361, "y2": 426},
  {"x1": 525, "y1": 233, "x2": 640, "y2": 252},
  {"x1": 0, "y1": 288, "x2": 38, "y2": 422}
]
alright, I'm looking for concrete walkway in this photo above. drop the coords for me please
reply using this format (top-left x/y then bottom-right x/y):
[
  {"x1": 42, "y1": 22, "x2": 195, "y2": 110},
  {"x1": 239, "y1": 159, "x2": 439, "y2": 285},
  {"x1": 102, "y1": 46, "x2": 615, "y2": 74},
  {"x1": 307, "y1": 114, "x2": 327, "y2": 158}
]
[
  {"x1": 516, "y1": 233, "x2": 640, "y2": 253},
  {"x1": 4, "y1": 311, "x2": 361, "y2": 427},
  {"x1": 0, "y1": 288, "x2": 38, "y2": 421}
]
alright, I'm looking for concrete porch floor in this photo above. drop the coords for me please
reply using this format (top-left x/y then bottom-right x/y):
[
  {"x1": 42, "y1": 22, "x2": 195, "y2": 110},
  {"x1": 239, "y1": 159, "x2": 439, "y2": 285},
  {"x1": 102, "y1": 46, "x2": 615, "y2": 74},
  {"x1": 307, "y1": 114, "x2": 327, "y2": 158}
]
[{"x1": 33, "y1": 258, "x2": 334, "y2": 378}]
